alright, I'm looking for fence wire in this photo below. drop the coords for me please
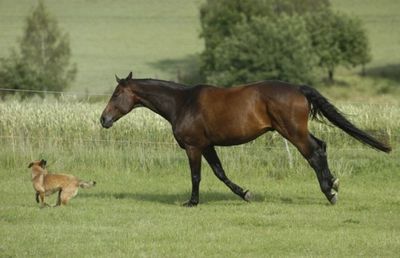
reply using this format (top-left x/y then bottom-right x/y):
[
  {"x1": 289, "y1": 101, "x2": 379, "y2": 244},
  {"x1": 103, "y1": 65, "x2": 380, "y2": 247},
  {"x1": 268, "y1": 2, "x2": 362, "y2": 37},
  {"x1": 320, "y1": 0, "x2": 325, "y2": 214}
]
[{"x1": 1, "y1": 87, "x2": 400, "y2": 106}]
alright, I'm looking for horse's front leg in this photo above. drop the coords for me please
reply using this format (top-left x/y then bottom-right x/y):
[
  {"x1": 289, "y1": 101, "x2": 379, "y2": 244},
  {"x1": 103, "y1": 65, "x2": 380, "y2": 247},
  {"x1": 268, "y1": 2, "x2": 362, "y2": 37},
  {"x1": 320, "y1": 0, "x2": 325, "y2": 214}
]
[
  {"x1": 183, "y1": 146, "x2": 202, "y2": 207},
  {"x1": 203, "y1": 146, "x2": 252, "y2": 202}
]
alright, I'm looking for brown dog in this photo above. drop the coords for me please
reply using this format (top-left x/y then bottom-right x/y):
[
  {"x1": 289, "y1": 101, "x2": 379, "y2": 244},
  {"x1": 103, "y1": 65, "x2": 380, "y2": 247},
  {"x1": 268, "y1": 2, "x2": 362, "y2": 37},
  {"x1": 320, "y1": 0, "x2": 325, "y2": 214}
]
[{"x1": 28, "y1": 159, "x2": 96, "y2": 207}]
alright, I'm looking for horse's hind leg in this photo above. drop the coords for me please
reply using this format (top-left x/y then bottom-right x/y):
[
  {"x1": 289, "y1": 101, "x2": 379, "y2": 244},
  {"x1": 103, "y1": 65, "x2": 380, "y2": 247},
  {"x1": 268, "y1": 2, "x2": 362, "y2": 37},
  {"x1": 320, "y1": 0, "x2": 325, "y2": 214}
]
[
  {"x1": 277, "y1": 127, "x2": 338, "y2": 204},
  {"x1": 306, "y1": 134, "x2": 339, "y2": 204},
  {"x1": 203, "y1": 146, "x2": 251, "y2": 202}
]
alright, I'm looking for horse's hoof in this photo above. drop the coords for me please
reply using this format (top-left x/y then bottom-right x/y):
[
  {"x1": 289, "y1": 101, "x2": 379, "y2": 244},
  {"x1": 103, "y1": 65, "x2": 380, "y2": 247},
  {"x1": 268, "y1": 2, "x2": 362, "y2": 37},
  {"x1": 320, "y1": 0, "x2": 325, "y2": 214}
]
[
  {"x1": 243, "y1": 190, "x2": 253, "y2": 202},
  {"x1": 182, "y1": 201, "x2": 198, "y2": 207},
  {"x1": 332, "y1": 178, "x2": 340, "y2": 192},
  {"x1": 329, "y1": 192, "x2": 338, "y2": 205}
]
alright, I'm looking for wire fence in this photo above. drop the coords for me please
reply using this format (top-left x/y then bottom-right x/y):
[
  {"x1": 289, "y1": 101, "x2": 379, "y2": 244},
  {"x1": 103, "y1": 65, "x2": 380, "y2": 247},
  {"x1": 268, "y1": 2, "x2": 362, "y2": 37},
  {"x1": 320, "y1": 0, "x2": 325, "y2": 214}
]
[
  {"x1": 0, "y1": 134, "x2": 396, "y2": 151},
  {"x1": 0, "y1": 87, "x2": 110, "y2": 96},
  {"x1": 1, "y1": 86, "x2": 398, "y2": 158},
  {"x1": 1, "y1": 87, "x2": 400, "y2": 106}
]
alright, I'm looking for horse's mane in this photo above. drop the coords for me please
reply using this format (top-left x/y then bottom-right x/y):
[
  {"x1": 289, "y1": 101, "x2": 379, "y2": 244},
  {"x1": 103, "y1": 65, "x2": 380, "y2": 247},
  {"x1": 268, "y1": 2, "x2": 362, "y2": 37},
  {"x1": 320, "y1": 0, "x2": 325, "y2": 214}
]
[{"x1": 133, "y1": 79, "x2": 188, "y2": 90}]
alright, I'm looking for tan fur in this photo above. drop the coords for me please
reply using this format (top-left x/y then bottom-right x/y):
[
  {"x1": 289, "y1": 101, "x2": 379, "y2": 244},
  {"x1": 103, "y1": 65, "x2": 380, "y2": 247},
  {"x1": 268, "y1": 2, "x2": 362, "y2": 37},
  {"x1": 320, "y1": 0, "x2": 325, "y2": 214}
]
[{"x1": 28, "y1": 160, "x2": 96, "y2": 207}]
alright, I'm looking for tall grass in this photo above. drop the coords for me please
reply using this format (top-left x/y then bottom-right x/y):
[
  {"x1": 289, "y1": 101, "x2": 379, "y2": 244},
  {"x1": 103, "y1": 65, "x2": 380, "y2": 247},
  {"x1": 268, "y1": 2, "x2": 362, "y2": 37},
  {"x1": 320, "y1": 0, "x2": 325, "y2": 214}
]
[
  {"x1": 1, "y1": 100, "x2": 397, "y2": 145},
  {"x1": 0, "y1": 100, "x2": 398, "y2": 177}
]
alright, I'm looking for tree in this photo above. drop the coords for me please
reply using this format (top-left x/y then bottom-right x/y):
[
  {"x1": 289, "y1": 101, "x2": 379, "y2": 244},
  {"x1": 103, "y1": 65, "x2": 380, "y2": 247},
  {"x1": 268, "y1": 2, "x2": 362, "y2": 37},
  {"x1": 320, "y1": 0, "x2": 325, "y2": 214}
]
[
  {"x1": 199, "y1": 0, "x2": 330, "y2": 85},
  {"x1": 208, "y1": 15, "x2": 317, "y2": 86},
  {"x1": 0, "y1": 0, "x2": 76, "y2": 99},
  {"x1": 305, "y1": 10, "x2": 371, "y2": 82},
  {"x1": 199, "y1": 0, "x2": 371, "y2": 85}
]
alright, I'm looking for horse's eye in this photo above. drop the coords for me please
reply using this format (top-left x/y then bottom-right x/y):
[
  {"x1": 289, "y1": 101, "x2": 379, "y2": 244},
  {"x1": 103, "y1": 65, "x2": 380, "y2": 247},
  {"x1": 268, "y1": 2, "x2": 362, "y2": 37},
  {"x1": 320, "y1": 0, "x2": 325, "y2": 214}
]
[{"x1": 112, "y1": 92, "x2": 119, "y2": 99}]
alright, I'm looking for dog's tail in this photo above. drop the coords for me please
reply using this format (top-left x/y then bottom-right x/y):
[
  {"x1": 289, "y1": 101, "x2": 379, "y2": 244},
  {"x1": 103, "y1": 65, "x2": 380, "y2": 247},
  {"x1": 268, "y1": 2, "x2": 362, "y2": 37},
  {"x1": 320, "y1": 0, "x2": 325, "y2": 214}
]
[{"x1": 79, "y1": 180, "x2": 96, "y2": 189}]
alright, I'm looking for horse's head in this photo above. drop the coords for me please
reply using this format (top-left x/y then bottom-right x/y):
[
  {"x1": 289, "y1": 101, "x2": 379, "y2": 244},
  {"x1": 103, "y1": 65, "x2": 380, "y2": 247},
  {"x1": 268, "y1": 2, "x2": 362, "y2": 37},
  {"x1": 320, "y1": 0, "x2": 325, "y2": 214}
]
[{"x1": 100, "y1": 72, "x2": 140, "y2": 128}]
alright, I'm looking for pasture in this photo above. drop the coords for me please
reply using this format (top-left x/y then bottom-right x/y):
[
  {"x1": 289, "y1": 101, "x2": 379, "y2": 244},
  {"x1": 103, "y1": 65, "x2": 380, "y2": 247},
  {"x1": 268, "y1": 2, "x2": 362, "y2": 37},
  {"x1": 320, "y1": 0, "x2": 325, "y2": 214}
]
[
  {"x1": 1, "y1": 0, "x2": 400, "y2": 257},
  {"x1": 0, "y1": 100, "x2": 399, "y2": 257}
]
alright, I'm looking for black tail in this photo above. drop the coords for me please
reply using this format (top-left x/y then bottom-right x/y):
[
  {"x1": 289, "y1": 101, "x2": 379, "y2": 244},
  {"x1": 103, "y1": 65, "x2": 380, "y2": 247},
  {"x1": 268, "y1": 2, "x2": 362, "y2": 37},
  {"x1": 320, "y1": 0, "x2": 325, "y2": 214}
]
[{"x1": 299, "y1": 85, "x2": 391, "y2": 153}]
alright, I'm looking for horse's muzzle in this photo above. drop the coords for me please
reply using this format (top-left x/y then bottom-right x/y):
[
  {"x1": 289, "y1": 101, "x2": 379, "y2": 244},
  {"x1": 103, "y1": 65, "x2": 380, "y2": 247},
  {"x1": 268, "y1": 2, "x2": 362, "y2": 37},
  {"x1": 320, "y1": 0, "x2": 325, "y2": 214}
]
[{"x1": 100, "y1": 115, "x2": 113, "y2": 129}]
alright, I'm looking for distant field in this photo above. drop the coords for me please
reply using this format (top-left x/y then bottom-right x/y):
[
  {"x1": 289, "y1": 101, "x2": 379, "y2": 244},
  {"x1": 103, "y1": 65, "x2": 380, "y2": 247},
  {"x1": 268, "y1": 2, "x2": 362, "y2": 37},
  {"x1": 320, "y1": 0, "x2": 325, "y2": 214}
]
[
  {"x1": 0, "y1": 0, "x2": 203, "y2": 93},
  {"x1": 333, "y1": 0, "x2": 400, "y2": 68},
  {"x1": 1, "y1": 0, "x2": 399, "y2": 94}
]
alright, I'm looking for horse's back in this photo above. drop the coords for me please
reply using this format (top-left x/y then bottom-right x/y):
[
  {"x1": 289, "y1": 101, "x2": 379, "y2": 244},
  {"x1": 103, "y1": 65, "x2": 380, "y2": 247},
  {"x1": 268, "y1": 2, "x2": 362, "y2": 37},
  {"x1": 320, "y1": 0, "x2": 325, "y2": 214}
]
[
  {"x1": 191, "y1": 81, "x2": 309, "y2": 146},
  {"x1": 194, "y1": 82, "x2": 273, "y2": 145},
  {"x1": 197, "y1": 80, "x2": 306, "y2": 113}
]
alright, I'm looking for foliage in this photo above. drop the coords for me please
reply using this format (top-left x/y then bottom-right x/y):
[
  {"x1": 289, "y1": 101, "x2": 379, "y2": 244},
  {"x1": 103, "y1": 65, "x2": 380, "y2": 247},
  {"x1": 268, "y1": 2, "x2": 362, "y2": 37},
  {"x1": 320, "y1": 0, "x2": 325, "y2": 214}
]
[
  {"x1": 199, "y1": 0, "x2": 328, "y2": 85},
  {"x1": 199, "y1": 0, "x2": 371, "y2": 85},
  {"x1": 0, "y1": 0, "x2": 76, "y2": 99},
  {"x1": 208, "y1": 15, "x2": 317, "y2": 86},
  {"x1": 305, "y1": 10, "x2": 371, "y2": 81}
]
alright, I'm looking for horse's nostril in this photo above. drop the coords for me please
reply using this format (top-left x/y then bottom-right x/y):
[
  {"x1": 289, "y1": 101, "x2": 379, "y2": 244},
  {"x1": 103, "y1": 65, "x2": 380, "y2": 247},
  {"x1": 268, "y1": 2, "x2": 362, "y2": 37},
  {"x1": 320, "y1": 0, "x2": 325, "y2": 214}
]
[
  {"x1": 100, "y1": 115, "x2": 112, "y2": 128},
  {"x1": 100, "y1": 116, "x2": 108, "y2": 127}
]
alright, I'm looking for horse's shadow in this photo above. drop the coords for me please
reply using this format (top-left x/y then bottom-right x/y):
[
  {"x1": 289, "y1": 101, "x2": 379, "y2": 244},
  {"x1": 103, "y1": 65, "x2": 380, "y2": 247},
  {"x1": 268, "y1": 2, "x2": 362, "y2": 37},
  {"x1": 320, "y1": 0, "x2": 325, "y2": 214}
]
[{"x1": 80, "y1": 190, "x2": 323, "y2": 206}]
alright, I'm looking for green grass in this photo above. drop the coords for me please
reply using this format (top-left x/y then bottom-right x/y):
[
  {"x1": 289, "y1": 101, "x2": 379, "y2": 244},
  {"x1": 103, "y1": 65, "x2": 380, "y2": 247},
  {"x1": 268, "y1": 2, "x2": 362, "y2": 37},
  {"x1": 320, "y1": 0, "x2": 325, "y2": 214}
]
[
  {"x1": 1, "y1": 164, "x2": 399, "y2": 257},
  {"x1": 1, "y1": 143, "x2": 399, "y2": 257},
  {"x1": 0, "y1": 101, "x2": 399, "y2": 257},
  {"x1": 1, "y1": 1, "x2": 400, "y2": 256},
  {"x1": 333, "y1": 0, "x2": 400, "y2": 68}
]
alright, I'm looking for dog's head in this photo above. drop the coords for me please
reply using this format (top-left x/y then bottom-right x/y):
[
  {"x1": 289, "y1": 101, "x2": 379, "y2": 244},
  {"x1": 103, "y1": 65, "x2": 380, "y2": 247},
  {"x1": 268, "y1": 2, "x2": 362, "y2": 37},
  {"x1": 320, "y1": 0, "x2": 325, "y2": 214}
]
[{"x1": 28, "y1": 159, "x2": 47, "y2": 169}]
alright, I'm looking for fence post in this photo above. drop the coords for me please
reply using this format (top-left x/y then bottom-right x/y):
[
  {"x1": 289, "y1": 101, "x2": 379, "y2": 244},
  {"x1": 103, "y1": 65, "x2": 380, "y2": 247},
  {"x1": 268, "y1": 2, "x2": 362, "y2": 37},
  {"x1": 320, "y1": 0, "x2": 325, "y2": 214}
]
[{"x1": 284, "y1": 139, "x2": 293, "y2": 169}]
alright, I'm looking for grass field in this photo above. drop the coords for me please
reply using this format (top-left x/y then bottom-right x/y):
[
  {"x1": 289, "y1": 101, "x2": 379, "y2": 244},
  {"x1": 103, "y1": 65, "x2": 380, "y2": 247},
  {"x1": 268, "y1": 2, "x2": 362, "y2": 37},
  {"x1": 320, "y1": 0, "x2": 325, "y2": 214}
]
[
  {"x1": 0, "y1": 100, "x2": 399, "y2": 257},
  {"x1": 0, "y1": 0, "x2": 203, "y2": 93},
  {"x1": 1, "y1": 1, "x2": 400, "y2": 257}
]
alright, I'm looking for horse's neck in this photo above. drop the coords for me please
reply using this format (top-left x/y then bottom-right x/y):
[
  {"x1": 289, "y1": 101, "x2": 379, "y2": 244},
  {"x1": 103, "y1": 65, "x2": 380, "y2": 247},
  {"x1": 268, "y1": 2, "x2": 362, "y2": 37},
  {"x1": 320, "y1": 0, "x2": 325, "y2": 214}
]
[{"x1": 133, "y1": 82, "x2": 184, "y2": 124}]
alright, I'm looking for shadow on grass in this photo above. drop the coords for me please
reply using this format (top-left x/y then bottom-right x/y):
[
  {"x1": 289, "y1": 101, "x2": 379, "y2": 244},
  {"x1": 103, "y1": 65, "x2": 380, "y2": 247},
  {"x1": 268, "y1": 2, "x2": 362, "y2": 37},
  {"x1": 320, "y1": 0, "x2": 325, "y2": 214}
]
[
  {"x1": 364, "y1": 63, "x2": 400, "y2": 84},
  {"x1": 148, "y1": 54, "x2": 204, "y2": 85},
  {"x1": 80, "y1": 191, "x2": 259, "y2": 205},
  {"x1": 263, "y1": 194, "x2": 326, "y2": 206},
  {"x1": 80, "y1": 190, "x2": 324, "y2": 206}
]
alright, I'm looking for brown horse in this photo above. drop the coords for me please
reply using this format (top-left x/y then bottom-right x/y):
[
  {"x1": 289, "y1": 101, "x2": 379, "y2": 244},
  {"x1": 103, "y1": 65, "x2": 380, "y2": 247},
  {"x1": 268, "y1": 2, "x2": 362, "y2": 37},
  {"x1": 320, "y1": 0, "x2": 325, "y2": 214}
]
[{"x1": 100, "y1": 72, "x2": 391, "y2": 206}]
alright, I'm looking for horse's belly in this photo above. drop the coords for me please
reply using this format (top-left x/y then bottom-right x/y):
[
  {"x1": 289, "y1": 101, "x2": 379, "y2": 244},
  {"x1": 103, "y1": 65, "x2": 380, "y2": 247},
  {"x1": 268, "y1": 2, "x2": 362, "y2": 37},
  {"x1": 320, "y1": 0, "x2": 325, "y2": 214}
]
[{"x1": 207, "y1": 123, "x2": 271, "y2": 146}]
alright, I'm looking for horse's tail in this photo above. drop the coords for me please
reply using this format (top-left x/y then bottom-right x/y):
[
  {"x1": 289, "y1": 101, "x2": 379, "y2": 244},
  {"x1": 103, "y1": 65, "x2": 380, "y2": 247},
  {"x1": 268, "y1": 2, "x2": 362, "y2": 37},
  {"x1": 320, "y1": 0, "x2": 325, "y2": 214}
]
[{"x1": 299, "y1": 85, "x2": 391, "y2": 153}]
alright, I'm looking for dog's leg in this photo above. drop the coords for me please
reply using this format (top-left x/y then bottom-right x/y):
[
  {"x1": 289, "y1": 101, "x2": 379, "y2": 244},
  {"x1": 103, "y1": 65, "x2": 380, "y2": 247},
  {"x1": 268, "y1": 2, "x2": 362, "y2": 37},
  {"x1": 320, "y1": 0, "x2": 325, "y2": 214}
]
[
  {"x1": 38, "y1": 191, "x2": 48, "y2": 208},
  {"x1": 60, "y1": 190, "x2": 71, "y2": 205},
  {"x1": 55, "y1": 190, "x2": 62, "y2": 207},
  {"x1": 35, "y1": 192, "x2": 39, "y2": 203}
]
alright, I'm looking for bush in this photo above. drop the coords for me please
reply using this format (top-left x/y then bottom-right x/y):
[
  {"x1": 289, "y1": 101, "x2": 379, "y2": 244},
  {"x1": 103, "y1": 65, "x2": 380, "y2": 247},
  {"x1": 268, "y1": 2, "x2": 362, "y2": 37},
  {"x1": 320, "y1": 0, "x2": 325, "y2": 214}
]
[
  {"x1": 199, "y1": 0, "x2": 370, "y2": 85},
  {"x1": 305, "y1": 10, "x2": 371, "y2": 82},
  {"x1": 208, "y1": 15, "x2": 317, "y2": 86}
]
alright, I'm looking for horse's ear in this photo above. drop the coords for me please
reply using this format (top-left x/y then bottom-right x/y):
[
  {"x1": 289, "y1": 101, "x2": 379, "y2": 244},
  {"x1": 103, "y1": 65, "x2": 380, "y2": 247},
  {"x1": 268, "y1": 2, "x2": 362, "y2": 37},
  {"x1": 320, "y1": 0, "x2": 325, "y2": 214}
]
[
  {"x1": 28, "y1": 162, "x2": 33, "y2": 168},
  {"x1": 115, "y1": 74, "x2": 121, "y2": 84},
  {"x1": 126, "y1": 71, "x2": 133, "y2": 80}
]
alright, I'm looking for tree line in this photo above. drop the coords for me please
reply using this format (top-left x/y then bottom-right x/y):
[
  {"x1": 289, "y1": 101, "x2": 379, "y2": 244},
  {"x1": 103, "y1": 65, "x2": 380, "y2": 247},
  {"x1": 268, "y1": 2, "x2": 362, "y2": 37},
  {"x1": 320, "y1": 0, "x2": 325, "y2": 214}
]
[{"x1": 199, "y1": 0, "x2": 370, "y2": 86}]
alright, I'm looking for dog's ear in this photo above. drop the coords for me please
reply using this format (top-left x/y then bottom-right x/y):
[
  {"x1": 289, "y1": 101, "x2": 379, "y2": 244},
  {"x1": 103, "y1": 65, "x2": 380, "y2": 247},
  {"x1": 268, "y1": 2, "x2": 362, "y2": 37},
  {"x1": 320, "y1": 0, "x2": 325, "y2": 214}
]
[
  {"x1": 39, "y1": 159, "x2": 47, "y2": 167},
  {"x1": 28, "y1": 162, "x2": 34, "y2": 168}
]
